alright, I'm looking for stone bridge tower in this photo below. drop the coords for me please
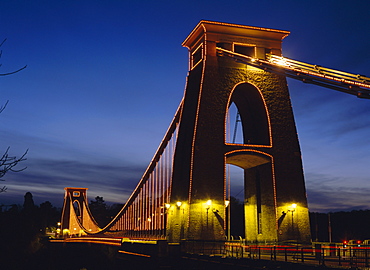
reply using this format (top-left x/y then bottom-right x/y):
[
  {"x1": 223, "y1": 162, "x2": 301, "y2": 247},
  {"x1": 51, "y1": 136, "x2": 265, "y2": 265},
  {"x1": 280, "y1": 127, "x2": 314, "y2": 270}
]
[
  {"x1": 61, "y1": 187, "x2": 100, "y2": 236},
  {"x1": 168, "y1": 21, "x2": 311, "y2": 244}
]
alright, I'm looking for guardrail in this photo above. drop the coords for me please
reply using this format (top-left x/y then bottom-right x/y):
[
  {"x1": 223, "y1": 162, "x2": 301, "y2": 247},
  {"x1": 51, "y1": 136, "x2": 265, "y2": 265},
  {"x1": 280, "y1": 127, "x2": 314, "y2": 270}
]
[
  {"x1": 182, "y1": 240, "x2": 370, "y2": 269},
  {"x1": 52, "y1": 236, "x2": 370, "y2": 268}
]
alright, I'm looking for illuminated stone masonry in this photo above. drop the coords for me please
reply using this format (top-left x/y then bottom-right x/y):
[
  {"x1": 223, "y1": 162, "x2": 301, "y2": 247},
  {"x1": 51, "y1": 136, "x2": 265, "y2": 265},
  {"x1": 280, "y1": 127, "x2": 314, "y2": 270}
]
[
  {"x1": 168, "y1": 21, "x2": 311, "y2": 244},
  {"x1": 60, "y1": 21, "x2": 312, "y2": 245}
]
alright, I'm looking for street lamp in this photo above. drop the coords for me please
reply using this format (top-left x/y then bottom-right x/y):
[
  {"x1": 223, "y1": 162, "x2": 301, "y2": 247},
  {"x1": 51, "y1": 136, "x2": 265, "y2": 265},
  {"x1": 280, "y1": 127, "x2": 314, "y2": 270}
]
[
  {"x1": 206, "y1": 200, "x2": 212, "y2": 208},
  {"x1": 225, "y1": 200, "x2": 230, "y2": 207},
  {"x1": 288, "y1": 203, "x2": 297, "y2": 241},
  {"x1": 225, "y1": 200, "x2": 230, "y2": 241},
  {"x1": 205, "y1": 200, "x2": 212, "y2": 229},
  {"x1": 56, "y1": 222, "x2": 61, "y2": 238}
]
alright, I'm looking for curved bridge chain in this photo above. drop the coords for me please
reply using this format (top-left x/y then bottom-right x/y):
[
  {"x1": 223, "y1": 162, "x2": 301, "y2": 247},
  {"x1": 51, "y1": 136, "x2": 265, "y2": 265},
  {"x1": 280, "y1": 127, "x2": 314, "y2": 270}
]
[{"x1": 217, "y1": 47, "x2": 370, "y2": 99}]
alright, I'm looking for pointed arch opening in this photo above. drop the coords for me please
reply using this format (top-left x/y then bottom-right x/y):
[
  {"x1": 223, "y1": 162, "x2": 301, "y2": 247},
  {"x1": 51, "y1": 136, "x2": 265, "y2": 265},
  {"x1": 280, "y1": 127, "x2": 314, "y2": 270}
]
[
  {"x1": 226, "y1": 83, "x2": 271, "y2": 146},
  {"x1": 73, "y1": 200, "x2": 81, "y2": 218}
]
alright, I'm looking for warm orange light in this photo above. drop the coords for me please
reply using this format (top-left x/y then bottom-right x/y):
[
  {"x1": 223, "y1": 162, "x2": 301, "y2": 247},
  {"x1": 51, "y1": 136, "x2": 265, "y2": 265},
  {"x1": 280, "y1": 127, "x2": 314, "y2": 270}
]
[{"x1": 270, "y1": 55, "x2": 288, "y2": 66}]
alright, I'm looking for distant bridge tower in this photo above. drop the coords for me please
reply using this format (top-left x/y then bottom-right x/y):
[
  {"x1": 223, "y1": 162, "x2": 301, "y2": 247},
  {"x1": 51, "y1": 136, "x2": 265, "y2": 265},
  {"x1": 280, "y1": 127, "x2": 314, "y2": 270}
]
[
  {"x1": 167, "y1": 21, "x2": 311, "y2": 244},
  {"x1": 60, "y1": 187, "x2": 100, "y2": 236}
]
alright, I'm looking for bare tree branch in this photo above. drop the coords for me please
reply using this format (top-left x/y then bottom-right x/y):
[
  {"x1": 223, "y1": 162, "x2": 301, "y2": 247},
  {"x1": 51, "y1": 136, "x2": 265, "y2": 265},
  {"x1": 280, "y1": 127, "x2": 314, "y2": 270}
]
[
  {"x1": 0, "y1": 38, "x2": 6, "y2": 47},
  {"x1": 0, "y1": 147, "x2": 28, "y2": 179},
  {"x1": 0, "y1": 100, "x2": 9, "y2": 114},
  {"x1": 0, "y1": 65, "x2": 27, "y2": 76},
  {"x1": 0, "y1": 38, "x2": 27, "y2": 76},
  {"x1": 0, "y1": 38, "x2": 28, "y2": 193}
]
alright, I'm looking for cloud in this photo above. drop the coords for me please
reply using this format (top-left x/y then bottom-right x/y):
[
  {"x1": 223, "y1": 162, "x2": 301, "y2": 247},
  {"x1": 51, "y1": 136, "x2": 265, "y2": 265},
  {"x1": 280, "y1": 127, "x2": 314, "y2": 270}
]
[
  {"x1": 307, "y1": 188, "x2": 370, "y2": 213},
  {"x1": 306, "y1": 172, "x2": 370, "y2": 212},
  {"x1": 0, "y1": 157, "x2": 147, "y2": 207}
]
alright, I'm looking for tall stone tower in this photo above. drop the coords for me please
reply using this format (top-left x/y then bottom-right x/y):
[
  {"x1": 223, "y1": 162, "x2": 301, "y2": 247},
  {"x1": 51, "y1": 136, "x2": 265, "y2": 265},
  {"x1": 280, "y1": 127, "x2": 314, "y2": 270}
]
[
  {"x1": 61, "y1": 187, "x2": 100, "y2": 236},
  {"x1": 167, "y1": 21, "x2": 311, "y2": 244}
]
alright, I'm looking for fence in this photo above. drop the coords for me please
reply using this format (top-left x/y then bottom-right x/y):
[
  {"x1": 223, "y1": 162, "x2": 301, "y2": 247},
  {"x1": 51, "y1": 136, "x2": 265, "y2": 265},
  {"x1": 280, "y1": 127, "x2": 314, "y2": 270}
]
[{"x1": 182, "y1": 240, "x2": 370, "y2": 269}]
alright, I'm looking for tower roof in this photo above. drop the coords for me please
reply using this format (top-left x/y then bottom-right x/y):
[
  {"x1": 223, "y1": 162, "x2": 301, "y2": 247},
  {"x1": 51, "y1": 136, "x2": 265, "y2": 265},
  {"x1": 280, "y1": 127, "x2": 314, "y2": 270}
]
[{"x1": 183, "y1": 20, "x2": 290, "y2": 50}]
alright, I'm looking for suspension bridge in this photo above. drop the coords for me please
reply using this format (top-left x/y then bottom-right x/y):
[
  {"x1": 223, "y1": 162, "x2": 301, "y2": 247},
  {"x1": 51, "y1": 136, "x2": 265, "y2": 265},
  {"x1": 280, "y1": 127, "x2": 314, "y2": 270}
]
[{"x1": 56, "y1": 21, "x2": 370, "y2": 264}]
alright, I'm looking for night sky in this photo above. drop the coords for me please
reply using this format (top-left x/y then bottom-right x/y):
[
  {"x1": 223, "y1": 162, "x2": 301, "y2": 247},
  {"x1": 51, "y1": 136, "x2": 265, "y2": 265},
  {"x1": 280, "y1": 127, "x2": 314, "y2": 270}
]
[{"x1": 0, "y1": 1, "x2": 369, "y2": 212}]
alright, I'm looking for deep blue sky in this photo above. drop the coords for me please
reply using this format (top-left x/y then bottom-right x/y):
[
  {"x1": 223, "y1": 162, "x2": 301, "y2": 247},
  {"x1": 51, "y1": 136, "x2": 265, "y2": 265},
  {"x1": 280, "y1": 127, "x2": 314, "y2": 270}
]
[{"x1": 0, "y1": 1, "x2": 369, "y2": 212}]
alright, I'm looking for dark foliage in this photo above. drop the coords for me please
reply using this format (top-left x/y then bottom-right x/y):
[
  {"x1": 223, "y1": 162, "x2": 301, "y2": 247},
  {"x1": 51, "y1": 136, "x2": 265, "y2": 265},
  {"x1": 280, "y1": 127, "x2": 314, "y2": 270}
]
[
  {"x1": 310, "y1": 210, "x2": 370, "y2": 242},
  {"x1": 89, "y1": 196, "x2": 108, "y2": 227},
  {"x1": 89, "y1": 196, "x2": 123, "y2": 227},
  {"x1": 0, "y1": 192, "x2": 61, "y2": 269}
]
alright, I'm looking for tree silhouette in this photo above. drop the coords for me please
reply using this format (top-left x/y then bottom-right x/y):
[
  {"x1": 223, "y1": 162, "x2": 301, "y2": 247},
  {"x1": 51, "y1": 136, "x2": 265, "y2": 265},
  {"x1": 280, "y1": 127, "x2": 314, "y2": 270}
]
[
  {"x1": 0, "y1": 38, "x2": 27, "y2": 192},
  {"x1": 89, "y1": 196, "x2": 108, "y2": 227}
]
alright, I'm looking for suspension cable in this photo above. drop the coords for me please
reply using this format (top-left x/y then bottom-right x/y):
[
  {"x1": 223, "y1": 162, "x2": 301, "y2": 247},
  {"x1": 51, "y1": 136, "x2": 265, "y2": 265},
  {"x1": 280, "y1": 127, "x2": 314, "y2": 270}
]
[{"x1": 217, "y1": 47, "x2": 370, "y2": 99}]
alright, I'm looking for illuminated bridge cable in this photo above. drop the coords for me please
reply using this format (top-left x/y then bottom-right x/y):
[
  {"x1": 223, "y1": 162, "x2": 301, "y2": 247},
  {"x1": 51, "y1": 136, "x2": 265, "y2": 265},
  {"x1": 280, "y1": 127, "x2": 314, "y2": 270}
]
[
  {"x1": 81, "y1": 100, "x2": 183, "y2": 239},
  {"x1": 232, "y1": 111, "x2": 241, "y2": 144},
  {"x1": 216, "y1": 47, "x2": 370, "y2": 99}
]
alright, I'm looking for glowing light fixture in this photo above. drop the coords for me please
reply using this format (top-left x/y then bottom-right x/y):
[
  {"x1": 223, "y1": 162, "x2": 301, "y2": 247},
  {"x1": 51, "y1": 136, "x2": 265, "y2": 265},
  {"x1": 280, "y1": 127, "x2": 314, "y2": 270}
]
[
  {"x1": 206, "y1": 200, "x2": 212, "y2": 208},
  {"x1": 176, "y1": 201, "x2": 182, "y2": 207},
  {"x1": 288, "y1": 203, "x2": 297, "y2": 213},
  {"x1": 165, "y1": 203, "x2": 171, "y2": 209},
  {"x1": 225, "y1": 200, "x2": 230, "y2": 207},
  {"x1": 270, "y1": 55, "x2": 288, "y2": 67}
]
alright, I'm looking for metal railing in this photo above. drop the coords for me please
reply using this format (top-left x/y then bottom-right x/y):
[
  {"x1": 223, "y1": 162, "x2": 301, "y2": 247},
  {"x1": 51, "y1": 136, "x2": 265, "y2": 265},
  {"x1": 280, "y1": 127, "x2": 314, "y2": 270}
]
[{"x1": 182, "y1": 240, "x2": 370, "y2": 269}]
